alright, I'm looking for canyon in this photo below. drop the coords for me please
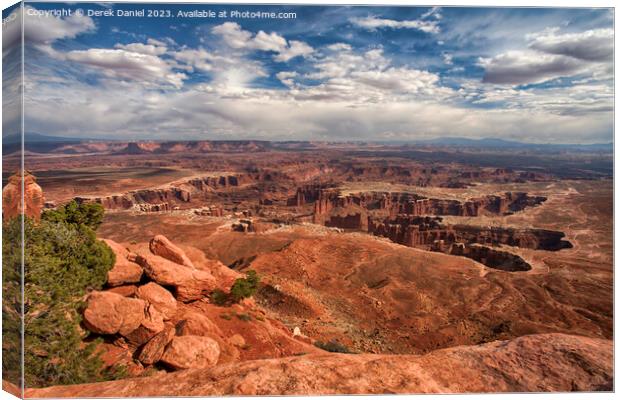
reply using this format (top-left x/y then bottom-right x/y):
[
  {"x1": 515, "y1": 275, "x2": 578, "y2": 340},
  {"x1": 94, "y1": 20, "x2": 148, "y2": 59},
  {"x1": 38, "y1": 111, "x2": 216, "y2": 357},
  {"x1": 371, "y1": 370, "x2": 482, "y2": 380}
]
[{"x1": 1, "y1": 140, "x2": 613, "y2": 396}]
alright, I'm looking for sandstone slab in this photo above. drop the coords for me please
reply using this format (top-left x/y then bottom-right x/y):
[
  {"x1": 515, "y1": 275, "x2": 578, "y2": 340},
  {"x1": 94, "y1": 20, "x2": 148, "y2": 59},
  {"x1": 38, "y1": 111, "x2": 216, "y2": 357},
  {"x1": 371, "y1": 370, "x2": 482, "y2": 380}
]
[{"x1": 25, "y1": 334, "x2": 613, "y2": 397}]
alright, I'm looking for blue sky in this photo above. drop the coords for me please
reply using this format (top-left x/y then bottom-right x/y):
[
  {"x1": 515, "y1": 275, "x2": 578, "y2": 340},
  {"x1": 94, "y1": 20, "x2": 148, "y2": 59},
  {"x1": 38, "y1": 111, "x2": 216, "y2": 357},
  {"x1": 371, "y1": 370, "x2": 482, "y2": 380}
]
[{"x1": 2, "y1": 3, "x2": 614, "y2": 143}]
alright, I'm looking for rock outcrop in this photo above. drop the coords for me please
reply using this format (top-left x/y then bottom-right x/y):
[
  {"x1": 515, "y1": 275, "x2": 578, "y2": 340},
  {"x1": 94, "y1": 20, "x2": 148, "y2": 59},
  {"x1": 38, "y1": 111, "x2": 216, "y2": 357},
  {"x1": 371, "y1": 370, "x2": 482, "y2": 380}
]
[
  {"x1": 2, "y1": 171, "x2": 45, "y2": 221},
  {"x1": 149, "y1": 235, "x2": 195, "y2": 268},
  {"x1": 367, "y1": 217, "x2": 572, "y2": 252},
  {"x1": 313, "y1": 190, "x2": 547, "y2": 224},
  {"x1": 103, "y1": 240, "x2": 143, "y2": 287},
  {"x1": 137, "y1": 325, "x2": 176, "y2": 365},
  {"x1": 83, "y1": 291, "x2": 147, "y2": 336},
  {"x1": 73, "y1": 172, "x2": 260, "y2": 212},
  {"x1": 24, "y1": 334, "x2": 613, "y2": 397},
  {"x1": 160, "y1": 336, "x2": 220, "y2": 370},
  {"x1": 135, "y1": 253, "x2": 216, "y2": 302},
  {"x1": 76, "y1": 234, "x2": 317, "y2": 380},
  {"x1": 136, "y1": 283, "x2": 177, "y2": 321}
]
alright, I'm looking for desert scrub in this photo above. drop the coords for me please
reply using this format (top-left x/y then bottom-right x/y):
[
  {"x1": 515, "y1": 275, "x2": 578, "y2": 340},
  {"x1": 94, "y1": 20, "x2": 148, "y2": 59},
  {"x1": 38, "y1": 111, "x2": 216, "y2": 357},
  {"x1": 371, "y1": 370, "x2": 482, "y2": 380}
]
[
  {"x1": 3, "y1": 202, "x2": 123, "y2": 387},
  {"x1": 314, "y1": 340, "x2": 353, "y2": 354},
  {"x1": 219, "y1": 313, "x2": 233, "y2": 320},
  {"x1": 210, "y1": 270, "x2": 261, "y2": 305},
  {"x1": 210, "y1": 289, "x2": 229, "y2": 306},
  {"x1": 236, "y1": 313, "x2": 252, "y2": 322},
  {"x1": 230, "y1": 270, "x2": 260, "y2": 302}
]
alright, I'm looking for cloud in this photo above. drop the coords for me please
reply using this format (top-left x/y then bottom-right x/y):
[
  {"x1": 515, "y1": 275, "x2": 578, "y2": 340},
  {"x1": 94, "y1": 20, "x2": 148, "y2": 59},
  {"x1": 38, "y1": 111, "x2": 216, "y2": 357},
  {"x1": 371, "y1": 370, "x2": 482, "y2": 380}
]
[
  {"x1": 16, "y1": 6, "x2": 613, "y2": 144},
  {"x1": 3, "y1": 6, "x2": 95, "y2": 49},
  {"x1": 351, "y1": 16, "x2": 440, "y2": 34},
  {"x1": 479, "y1": 50, "x2": 586, "y2": 85},
  {"x1": 23, "y1": 77, "x2": 612, "y2": 144},
  {"x1": 421, "y1": 7, "x2": 442, "y2": 20},
  {"x1": 115, "y1": 39, "x2": 168, "y2": 56},
  {"x1": 211, "y1": 22, "x2": 253, "y2": 48},
  {"x1": 276, "y1": 71, "x2": 298, "y2": 87},
  {"x1": 66, "y1": 48, "x2": 186, "y2": 88},
  {"x1": 252, "y1": 30, "x2": 288, "y2": 52},
  {"x1": 288, "y1": 46, "x2": 451, "y2": 104},
  {"x1": 274, "y1": 41, "x2": 314, "y2": 62},
  {"x1": 460, "y1": 78, "x2": 613, "y2": 117},
  {"x1": 172, "y1": 48, "x2": 216, "y2": 72},
  {"x1": 211, "y1": 22, "x2": 313, "y2": 62},
  {"x1": 480, "y1": 26, "x2": 613, "y2": 85},
  {"x1": 527, "y1": 27, "x2": 613, "y2": 62}
]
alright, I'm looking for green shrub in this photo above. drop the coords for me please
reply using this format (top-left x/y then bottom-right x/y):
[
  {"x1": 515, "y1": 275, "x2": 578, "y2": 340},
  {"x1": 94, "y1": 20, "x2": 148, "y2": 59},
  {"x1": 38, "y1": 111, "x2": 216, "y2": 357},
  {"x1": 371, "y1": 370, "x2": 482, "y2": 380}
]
[
  {"x1": 230, "y1": 270, "x2": 260, "y2": 302},
  {"x1": 314, "y1": 340, "x2": 352, "y2": 354},
  {"x1": 210, "y1": 289, "x2": 229, "y2": 306},
  {"x1": 236, "y1": 313, "x2": 252, "y2": 322},
  {"x1": 42, "y1": 200, "x2": 105, "y2": 231},
  {"x1": 3, "y1": 202, "x2": 121, "y2": 388}
]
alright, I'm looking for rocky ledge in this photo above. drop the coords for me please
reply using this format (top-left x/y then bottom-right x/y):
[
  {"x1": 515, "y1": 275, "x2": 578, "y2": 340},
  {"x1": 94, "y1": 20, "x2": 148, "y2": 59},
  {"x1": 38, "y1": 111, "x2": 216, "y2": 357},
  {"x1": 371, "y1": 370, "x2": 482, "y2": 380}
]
[{"x1": 25, "y1": 333, "x2": 612, "y2": 397}]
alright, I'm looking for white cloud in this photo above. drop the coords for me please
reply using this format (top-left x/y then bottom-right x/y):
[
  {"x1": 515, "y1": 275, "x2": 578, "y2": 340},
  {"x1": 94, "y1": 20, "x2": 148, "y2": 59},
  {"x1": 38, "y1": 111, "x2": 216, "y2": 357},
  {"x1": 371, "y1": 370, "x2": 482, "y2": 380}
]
[
  {"x1": 211, "y1": 22, "x2": 253, "y2": 49},
  {"x1": 252, "y1": 30, "x2": 288, "y2": 52},
  {"x1": 66, "y1": 48, "x2": 186, "y2": 88},
  {"x1": 3, "y1": 6, "x2": 95, "y2": 49},
  {"x1": 115, "y1": 39, "x2": 168, "y2": 56},
  {"x1": 421, "y1": 7, "x2": 442, "y2": 20},
  {"x1": 274, "y1": 40, "x2": 314, "y2": 62},
  {"x1": 173, "y1": 48, "x2": 216, "y2": 72},
  {"x1": 351, "y1": 16, "x2": 440, "y2": 34},
  {"x1": 276, "y1": 71, "x2": 298, "y2": 88},
  {"x1": 23, "y1": 77, "x2": 612, "y2": 144},
  {"x1": 211, "y1": 22, "x2": 314, "y2": 62}
]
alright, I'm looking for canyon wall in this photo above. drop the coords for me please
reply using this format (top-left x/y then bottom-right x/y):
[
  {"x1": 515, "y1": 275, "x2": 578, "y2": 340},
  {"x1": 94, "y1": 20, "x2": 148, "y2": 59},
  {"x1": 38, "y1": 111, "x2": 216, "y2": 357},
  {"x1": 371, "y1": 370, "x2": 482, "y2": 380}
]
[
  {"x1": 312, "y1": 190, "x2": 547, "y2": 222},
  {"x1": 74, "y1": 174, "x2": 254, "y2": 212}
]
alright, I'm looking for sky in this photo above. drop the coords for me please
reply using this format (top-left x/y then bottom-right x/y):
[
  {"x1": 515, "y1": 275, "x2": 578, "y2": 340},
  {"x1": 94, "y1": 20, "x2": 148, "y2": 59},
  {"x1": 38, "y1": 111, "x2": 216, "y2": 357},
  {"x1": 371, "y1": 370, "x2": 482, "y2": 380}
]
[{"x1": 1, "y1": 2, "x2": 614, "y2": 143}]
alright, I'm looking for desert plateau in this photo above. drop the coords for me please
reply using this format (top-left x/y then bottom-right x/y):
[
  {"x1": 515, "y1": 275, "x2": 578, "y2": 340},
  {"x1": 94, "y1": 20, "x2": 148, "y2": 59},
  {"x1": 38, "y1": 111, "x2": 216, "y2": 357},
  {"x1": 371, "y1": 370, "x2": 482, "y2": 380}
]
[{"x1": 2, "y1": 139, "x2": 613, "y2": 396}]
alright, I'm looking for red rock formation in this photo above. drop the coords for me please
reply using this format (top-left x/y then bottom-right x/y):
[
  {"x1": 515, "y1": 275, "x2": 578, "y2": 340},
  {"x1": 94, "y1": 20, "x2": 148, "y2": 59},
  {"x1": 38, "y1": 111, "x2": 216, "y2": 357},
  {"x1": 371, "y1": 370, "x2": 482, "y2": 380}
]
[
  {"x1": 287, "y1": 185, "x2": 326, "y2": 207},
  {"x1": 160, "y1": 336, "x2": 220, "y2": 370},
  {"x1": 325, "y1": 212, "x2": 368, "y2": 231},
  {"x1": 82, "y1": 291, "x2": 147, "y2": 336},
  {"x1": 138, "y1": 325, "x2": 176, "y2": 365},
  {"x1": 312, "y1": 190, "x2": 547, "y2": 223},
  {"x1": 2, "y1": 171, "x2": 45, "y2": 221},
  {"x1": 366, "y1": 217, "x2": 571, "y2": 253},
  {"x1": 136, "y1": 282, "x2": 177, "y2": 321},
  {"x1": 369, "y1": 216, "x2": 456, "y2": 247},
  {"x1": 450, "y1": 244, "x2": 531, "y2": 272},
  {"x1": 103, "y1": 239, "x2": 143, "y2": 287},
  {"x1": 24, "y1": 334, "x2": 613, "y2": 396},
  {"x1": 452, "y1": 225, "x2": 572, "y2": 250},
  {"x1": 134, "y1": 253, "x2": 217, "y2": 302},
  {"x1": 149, "y1": 235, "x2": 195, "y2": 268}
]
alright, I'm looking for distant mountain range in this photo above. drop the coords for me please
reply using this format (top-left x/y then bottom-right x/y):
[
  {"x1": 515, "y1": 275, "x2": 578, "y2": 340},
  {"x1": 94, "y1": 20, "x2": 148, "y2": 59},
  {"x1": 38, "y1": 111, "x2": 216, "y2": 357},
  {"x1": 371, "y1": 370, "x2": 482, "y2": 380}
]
[
  {"x1": 2, "y1": 133, "x2": 612, "y2": 154},
  {"x1": 411, "y1": 137, "x2": 613, "y2": 151}
]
